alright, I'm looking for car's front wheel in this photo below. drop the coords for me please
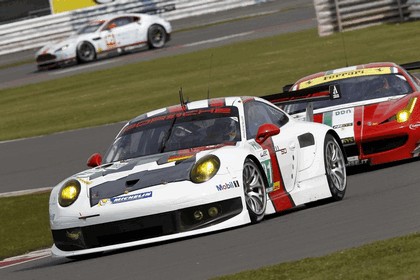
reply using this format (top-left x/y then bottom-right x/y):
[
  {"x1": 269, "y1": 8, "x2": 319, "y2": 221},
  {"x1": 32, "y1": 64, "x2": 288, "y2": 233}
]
[
  {"x1": 77, "y1": 41, "x2": 96, "y2": 63},
  {"x1": 324, "y1": 134, "x2": 347, "y2": 200},
  {"x1": 147, "y1": 25, "x2": 167, "y2": 49},
  {"x1": 243, "y1": 159, "x2": 267, "y2": 223}
]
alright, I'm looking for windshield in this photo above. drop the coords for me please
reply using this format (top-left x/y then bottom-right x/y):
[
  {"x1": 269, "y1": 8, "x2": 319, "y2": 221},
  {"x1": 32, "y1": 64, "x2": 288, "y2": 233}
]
[
  {"x1": 76, "y1": 21, "x2": 104, "y2": 34},
  {"x1": 285, "y1": 74, "x2": 413, "y2": 114},
  {"x1": 104, "y1": 107, "x2": 241, "y2": 163}
]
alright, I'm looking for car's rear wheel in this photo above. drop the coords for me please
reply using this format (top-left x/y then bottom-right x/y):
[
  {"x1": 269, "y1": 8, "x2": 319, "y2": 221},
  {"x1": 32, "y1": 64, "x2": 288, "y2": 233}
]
[
  {"x1": 324, "y1": 134, "x2": 347, "y2": 200},
  {"x1": 147, "y1": 25, "x2": 167, "y2": 49},
  {"x1": 243, "y1": 159, "x2": 267, "y2": 223},
  {"x1": 77, "y1": 41, "x2": 96, "y2": 63}
]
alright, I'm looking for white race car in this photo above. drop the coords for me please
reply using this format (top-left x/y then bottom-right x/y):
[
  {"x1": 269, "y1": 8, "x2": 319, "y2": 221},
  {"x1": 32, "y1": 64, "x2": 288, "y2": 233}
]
[
  {"x1": 49, "y1": 92, "x2": 347, "y2": 258},
  {"x1": 35, "y1": 13, "x2": 171, "y2": 70}
]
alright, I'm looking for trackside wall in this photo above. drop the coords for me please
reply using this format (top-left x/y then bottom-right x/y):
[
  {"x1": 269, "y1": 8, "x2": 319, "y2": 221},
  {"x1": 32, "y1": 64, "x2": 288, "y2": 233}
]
[
  {"x1": 314, "y1": 0, "x2": 415, "y2": 36},
  {"x1": 0, "y1": 0, "x2": 264, "y2": 56}
]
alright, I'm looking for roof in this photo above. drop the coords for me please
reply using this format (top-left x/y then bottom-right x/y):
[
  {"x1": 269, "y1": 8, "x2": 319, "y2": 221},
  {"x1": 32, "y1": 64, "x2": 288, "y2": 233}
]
[{"x1": 293, "y1": 62, "x2": 402, "y2": 90}]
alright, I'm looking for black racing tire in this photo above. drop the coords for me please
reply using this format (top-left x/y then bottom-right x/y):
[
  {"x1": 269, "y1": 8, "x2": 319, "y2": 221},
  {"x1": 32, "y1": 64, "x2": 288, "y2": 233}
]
[
  {"x1": 324, "y1": 134, "x2": 347, "y2": 201},
  {"x1": 147, "y1": 24, "x2": 167, "y2": 49},
  {"x1": 243, "y1": 158, "x2": 267, "y2": 223},
  {"x1": 76, "y1": 41, "x2": 96, "y2": 63}
]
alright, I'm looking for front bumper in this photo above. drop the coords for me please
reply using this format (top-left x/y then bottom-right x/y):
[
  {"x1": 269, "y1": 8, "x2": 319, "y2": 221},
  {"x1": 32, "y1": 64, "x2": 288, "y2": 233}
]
[
  {"x1": 52, "y1": 197, "x2": 242, "y2": 252},
  {"x1": 36, "y1": 53, "x2": 76, "y2": 70},
  {"x1": 358, "y1": 121, "x2": 420, "y2": 165}
]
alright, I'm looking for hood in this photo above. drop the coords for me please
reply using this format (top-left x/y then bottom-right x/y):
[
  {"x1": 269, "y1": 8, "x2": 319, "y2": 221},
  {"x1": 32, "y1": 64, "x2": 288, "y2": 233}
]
[
  {"x1": 37, "y1": 37, "x2": 76, "y2": 55},
  {"x1": 87, "y1": 153, "x2": 196, "y2": 207},
  {"x1": 83, "y1": 144, "x2": 232, "y2": 207}
]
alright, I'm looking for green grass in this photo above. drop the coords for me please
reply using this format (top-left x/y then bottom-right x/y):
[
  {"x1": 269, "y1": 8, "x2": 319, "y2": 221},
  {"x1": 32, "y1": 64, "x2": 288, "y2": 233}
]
[
  {"x1": 0, "y1": 192, "x2": 52, "y2": 260},
  {"x1": 1, "y1": 21, "x2": 420, "y2": 141}
]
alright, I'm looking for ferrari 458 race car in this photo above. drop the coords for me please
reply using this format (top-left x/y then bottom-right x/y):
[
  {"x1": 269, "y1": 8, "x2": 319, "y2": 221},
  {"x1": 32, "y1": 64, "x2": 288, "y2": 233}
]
[
  {"x1": 35, "y1": 13, "x2": 171, "y2": 70},
  {"x1": 277, "y1": 62, "x2": 420, "y2": 166},
  {"x1": 49, "y1": 93, "x2": 347, "y2": 258}
]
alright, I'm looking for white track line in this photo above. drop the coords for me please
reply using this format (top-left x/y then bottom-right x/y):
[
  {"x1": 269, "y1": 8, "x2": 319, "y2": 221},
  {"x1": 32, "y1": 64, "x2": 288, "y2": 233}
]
[{"x1": 183, "y1": 31, "x2": 254, "y2": 47}]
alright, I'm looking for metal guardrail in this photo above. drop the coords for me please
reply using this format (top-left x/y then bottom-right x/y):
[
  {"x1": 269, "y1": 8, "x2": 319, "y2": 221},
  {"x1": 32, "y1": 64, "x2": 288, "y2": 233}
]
[
  {"x1": 408, "y1": 0, "x2": 420, "y2": 18},
  {"x1": 314, "y1": 0, "x2": 413, "y2": 36},
  {"x1": 0, "y1": 0, "x2": 259, "y2": 56}
]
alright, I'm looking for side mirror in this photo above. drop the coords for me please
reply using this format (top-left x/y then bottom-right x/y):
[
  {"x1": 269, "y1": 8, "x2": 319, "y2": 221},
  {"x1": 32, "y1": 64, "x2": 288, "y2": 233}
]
[
  {"x1": 87, "y1": 153, "x2": 102, "y2": 168},
  {"x1": 255, "y1": 123, "x2": 280, "y2": 144}
]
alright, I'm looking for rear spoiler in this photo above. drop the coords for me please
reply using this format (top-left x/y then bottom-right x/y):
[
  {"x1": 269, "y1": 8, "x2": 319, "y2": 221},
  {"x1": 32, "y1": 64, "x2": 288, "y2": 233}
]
[{"x1": 261, "y1": 83, "x2": 341, "y2": 122}]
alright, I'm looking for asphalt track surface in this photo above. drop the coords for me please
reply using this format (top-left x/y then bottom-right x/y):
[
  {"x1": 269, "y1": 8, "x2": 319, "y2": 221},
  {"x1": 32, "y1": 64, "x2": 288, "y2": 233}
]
[{"x1": 1, "y1": 1, "x2": 420, "y2": 279}]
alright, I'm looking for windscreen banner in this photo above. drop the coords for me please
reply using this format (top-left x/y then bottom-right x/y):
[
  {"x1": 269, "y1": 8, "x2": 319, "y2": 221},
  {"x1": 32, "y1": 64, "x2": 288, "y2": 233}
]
[{"x1": 50, "y1": 0, "x2": 116, "y2": 14}]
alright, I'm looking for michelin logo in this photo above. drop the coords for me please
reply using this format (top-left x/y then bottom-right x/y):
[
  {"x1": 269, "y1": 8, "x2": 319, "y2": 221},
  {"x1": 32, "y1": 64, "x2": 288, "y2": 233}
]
[
  {"x1": 216, "y1": 181, "x2": 240, "y2": 191},
  {"x1": 111, "y1": 191, "x2": 152, "y2": 204}
]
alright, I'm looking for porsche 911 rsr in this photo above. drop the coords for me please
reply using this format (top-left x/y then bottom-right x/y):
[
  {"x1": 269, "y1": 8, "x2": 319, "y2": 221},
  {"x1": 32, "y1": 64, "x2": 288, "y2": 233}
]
[
  {"x1": 49, "y1": 95, "x2": 347, "y2": 258},
  {"x1": 278, "y1": 62, "x2": 420, "y2": 166},
  {"x1": 35, "y1": 13, "x2": 171, "y2": 70}
]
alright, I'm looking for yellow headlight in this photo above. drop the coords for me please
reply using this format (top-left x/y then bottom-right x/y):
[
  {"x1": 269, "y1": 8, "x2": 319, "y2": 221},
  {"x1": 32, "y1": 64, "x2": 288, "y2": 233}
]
[
  {"x1": 396, "y1": 109, "x2": 410, "y2": 123},
  {"x1": 59, "y1": 180, "x2": 81, "y2": 207},
  {"x1": 396, "y1": 97, "x2": 417, "y2": 123},
  {"x1": 190, "y1": 155, "x2": 220, "y2": 183}
]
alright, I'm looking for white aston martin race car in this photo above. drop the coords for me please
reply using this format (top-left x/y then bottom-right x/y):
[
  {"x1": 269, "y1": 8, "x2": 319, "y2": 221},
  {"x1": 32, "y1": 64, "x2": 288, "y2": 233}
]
[
  {"x1": 35, "y1": 13, "x2": 171, "y2": 70},
  {"x1": 49, "y1": 91, "x2": 347, "y2": 258}
]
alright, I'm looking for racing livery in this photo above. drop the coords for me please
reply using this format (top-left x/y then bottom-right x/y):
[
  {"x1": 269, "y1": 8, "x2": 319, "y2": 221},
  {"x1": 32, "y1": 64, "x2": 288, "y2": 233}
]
[
  {"x1": 49, "y1": 96, "x2": 347, "y2": 258},
  {"x1": 279, "y1": 62, "x2": 420, "y2": 166},
  {"x1": 36, "y1": 13, "x2": 171, "y2": 70}
]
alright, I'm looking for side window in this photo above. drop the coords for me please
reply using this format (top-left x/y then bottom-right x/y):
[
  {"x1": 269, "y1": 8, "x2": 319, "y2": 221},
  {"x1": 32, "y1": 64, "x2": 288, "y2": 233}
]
[
  {"x1": 265, "y1": 105, "x2": 289, "y2": 127},
  {"x1": 106, "y1": 17, "x2": 132, "y2": 30},
  {"x1": 245, "y1": 101, "x2": 287, "y2": 139}
]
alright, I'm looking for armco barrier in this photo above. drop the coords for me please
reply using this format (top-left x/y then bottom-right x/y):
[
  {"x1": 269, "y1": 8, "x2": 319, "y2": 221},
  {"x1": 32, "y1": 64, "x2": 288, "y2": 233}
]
[
  {"x1": 0, "y1": 0, "x2": 261, "y2": 56},
  {"x1": 408, "y1": 0, "x2": 420, "y2": 18},
  {"x1": 314, "y1": 0, "x2": 412, "y2": 36}
]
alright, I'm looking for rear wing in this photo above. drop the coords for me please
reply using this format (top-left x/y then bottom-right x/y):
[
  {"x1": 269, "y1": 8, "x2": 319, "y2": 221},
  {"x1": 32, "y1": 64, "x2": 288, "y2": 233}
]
[
  {"x1": 400, "y1": 61, "x2": 420, "y2": 71},
  {"x1": 261, "y1": 83, "x2": 341, "y2": 122}
]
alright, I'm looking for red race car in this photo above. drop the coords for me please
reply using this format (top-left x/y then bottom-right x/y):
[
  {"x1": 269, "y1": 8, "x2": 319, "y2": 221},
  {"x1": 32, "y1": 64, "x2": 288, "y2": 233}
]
[{"x1": 263, "y1": 62, "x2": 420, "y2": 166}]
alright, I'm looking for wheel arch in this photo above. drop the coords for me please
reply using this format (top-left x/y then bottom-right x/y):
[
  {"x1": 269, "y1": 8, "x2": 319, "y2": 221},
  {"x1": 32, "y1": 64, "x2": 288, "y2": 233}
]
[
  {"x1": 76, "y1": 40, "x2": 97, "y2": 63},
  {"x1": 147, "y1": 24, "x2": 168, "y2": 48},
  {"x1": 326, "y1": 129, "x2": 347, "y2": 164},
  {"x1": 244, "y1": 154, "x2": 270, "y2": 188}
]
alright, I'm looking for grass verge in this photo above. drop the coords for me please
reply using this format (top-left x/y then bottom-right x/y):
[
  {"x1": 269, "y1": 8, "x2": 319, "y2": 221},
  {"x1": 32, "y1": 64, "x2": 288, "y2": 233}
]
[
  {"x1": 1, "y1": 21, "x2": 420, "y2": 141},
  {"x1": 0, "y1": 192, "x2": 52, "y2": 260}
]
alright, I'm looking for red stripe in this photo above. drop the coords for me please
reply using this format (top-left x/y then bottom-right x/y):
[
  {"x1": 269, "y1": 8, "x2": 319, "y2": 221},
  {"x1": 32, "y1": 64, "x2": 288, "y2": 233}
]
[
  {"x1": 209, "y1": 98, "x2": 225, "y2": 107},
  {"x1": 261, "y1": 138, "x2": 294, "y2": 211},
  {"x1": 167, "y1": 105, "x2": 184, "y2": 113},
  {"x1": 313, "y1": 113, "x2": 323, "y2": 124},
  {"x1": 0, "y1": 256, "x2": 42, "y2": 268}
]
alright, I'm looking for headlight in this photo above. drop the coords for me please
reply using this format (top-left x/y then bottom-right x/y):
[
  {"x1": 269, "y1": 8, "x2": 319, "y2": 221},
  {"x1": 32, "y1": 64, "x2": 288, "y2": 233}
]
[
  {"x1": 396, "y1": 109, "x2": 410, "y2": 123},
  {"x1": 55, "y1": 44, "x2": 69, "y2": 53},
  {"x1": 396, "y1": 97, "x2": 417, "y2": 123},
  {"x1": 190, "y1": 155, "x2": 220, "y2": 183},
  {"x1": 58, "y1": 179, "x2": 81, "y2": 207}
]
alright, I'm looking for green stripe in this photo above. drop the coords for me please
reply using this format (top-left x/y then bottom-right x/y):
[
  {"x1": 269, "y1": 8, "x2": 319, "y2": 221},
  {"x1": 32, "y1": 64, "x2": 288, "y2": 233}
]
[{"x1": 323, "y1": 111, "x2": 332, "y2": 127}]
